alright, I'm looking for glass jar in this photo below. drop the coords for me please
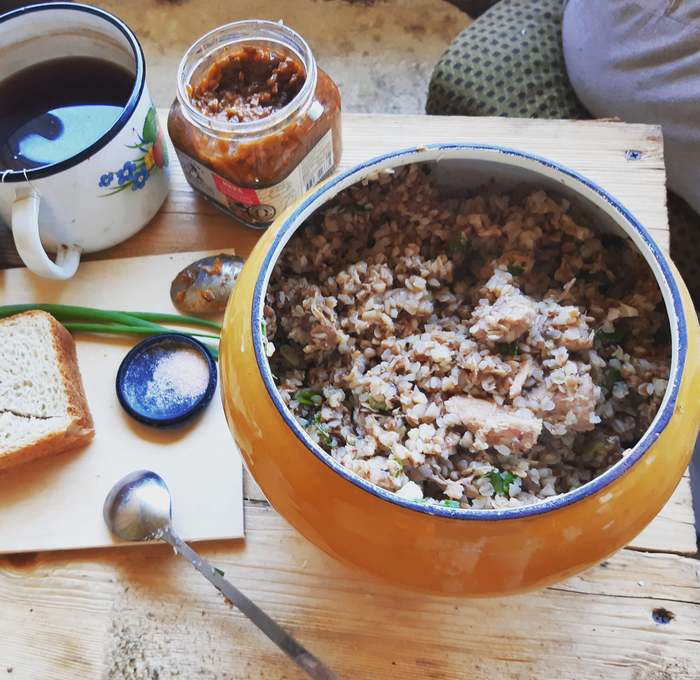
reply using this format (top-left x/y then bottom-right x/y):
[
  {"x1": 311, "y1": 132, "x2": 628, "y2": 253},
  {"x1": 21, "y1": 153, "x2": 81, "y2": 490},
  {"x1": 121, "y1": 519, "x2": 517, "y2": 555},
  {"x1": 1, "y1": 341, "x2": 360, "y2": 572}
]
[{"x1": 168, "y1": 20, "x2": 342, "y2": 229}]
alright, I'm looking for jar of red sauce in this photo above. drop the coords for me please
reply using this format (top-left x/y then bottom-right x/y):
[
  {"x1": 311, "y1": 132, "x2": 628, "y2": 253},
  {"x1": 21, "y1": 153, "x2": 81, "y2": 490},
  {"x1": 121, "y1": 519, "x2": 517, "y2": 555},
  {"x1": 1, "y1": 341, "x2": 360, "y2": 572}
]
[{"x1": 168, "y1": 20, "x2": 342, "y2": 229}]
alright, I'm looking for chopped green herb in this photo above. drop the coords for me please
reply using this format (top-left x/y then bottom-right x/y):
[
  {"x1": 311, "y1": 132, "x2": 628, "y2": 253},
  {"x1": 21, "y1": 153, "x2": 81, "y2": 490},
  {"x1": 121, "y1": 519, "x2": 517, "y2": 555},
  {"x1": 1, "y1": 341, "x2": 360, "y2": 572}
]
[
  {"x1": 448, "y1": 233, "x2": 470, "y2": 254},
  {"x1": 440, "y1": 499, "x2": 460, "y2": 508},
  {"x1": 279, "y1": 344, "x2": 304, "y2": 368},
  {"x1": 581, "y1": 440, "x2": 608, "y2": 462},
  {"x1": 367, "y1": 396, "x2": 391, "y2": 413},
  {"x1": 600, "y1": 233, "x2": 624, "y2": 251},
  {"x1": 339, "y1": 202, "x2": 372, "y2": 213},
  {"x1": 591, "y1": 271, "x2": 613, "y2": 285},
  {"x1": 213, "y1": 567, "x2": 225, "y2": 577},
  {"x1": 295, "y1": 388, "x2": 323, "y2": 406},
  {"x1": 654, "y1": 322, "x2": 671, "y2": 345},
  {"x1": 317, "y1": 429, "x2": 332, "y2": 447},
  {"x1": 603, "y1": 367, "x2": 622, "y2": 392},
  {"x1": 260, "y1": 320, "x2": 268, "y2": 337},
  {"x1": 496, "y1": 341, "x2": 519, "y2": 356},
  {"x1": 312, "y1": 414, "x2": 332, "y2": 446},
  {"x1": 390, "y1": 458, "x2": 404, "y2": 477},
  {"x1": 594, "y1": 326, "x2": 627, "y2": 347},
  {"x1": 487, "y1": 470, "x2": 518, "y2": 496},
  {"x1": 579, "y1": 270, "x2": 613, "y2": 292},
  {"x1": 507, "y1": 264, "x2": 525, "y2": 276}
]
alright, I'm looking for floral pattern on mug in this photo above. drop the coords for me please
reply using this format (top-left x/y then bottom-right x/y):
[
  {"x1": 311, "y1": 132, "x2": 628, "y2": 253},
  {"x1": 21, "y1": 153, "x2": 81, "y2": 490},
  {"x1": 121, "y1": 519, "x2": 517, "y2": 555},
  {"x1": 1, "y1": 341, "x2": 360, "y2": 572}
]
[{"x1": 98, "y1": 106, "x2": 168, "y2": 195}]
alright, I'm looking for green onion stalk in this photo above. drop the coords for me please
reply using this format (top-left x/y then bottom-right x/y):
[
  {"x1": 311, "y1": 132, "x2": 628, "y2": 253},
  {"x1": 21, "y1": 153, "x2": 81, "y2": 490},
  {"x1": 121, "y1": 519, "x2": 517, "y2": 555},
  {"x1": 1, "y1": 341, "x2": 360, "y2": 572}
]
[{"x1": 0, "y1": 303, "x2": 221, "y2": 359}]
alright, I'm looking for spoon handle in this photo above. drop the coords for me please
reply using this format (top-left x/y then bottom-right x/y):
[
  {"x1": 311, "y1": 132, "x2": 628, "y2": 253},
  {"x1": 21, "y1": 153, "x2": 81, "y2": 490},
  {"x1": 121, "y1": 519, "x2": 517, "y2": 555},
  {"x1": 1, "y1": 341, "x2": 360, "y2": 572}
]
[{"x1": 161, "y1": 527, "x2": 340, "y2": 680}]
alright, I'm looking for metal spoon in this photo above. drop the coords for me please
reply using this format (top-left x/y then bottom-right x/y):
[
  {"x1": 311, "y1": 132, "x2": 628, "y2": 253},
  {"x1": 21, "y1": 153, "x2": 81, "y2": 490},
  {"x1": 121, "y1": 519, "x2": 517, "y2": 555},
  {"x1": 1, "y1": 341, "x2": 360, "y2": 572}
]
[
  {"x1": 170, "y1": 254, "x2": 244, "y2": 314},
  {"x1": 103, "y1": 470, "x2": 339, "y2": 680}
]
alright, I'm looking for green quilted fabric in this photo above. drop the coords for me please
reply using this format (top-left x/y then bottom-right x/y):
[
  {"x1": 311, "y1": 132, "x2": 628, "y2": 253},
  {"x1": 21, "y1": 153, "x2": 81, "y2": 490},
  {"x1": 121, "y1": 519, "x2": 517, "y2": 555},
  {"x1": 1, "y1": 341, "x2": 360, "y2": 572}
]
[
  {"x1": 427, "y1": 0, "x2": 589, "y2": 119},
  {"x1": 428, "y1": 0, "x2": 699, "y2": 303}
]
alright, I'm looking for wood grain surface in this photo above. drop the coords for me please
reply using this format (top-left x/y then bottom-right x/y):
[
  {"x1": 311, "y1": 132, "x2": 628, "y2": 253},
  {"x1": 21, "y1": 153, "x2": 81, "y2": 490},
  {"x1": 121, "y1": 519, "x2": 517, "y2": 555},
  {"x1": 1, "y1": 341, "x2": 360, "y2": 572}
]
[
  {"x1": 1, "y1": 113, "x2": 697, "y2": 680},
  {"x1": 0, "y1": 251, "x2": 244, "y2": 555},
  {"x1": 0, "y1": 112, "x2": 669, "y2": 270},
  {"x1": 1, "y1": 500, "x2": 698, "y2": 680}
]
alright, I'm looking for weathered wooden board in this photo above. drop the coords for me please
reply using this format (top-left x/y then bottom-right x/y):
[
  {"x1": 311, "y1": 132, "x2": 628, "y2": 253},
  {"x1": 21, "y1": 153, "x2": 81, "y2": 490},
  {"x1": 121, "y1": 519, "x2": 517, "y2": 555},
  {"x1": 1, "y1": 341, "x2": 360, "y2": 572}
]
[
  {"x1": 241, "y1": 452, "x2": 698, "y2": 556},
  {"x1": 0, "y1": 113, "x2": 669, "y2": 270},
  {"x1": 0, "y1": 502, "x2": 698, "y2": 680},
  {"x1": 632, "y1": 474, "x2": 697, "y2": 555},
  {"x1": 0, "y1": 113, "x2": 696, "y2": 680},
  {"x1": 0, "y1": 251, "x2": 244, "y2": 554}
]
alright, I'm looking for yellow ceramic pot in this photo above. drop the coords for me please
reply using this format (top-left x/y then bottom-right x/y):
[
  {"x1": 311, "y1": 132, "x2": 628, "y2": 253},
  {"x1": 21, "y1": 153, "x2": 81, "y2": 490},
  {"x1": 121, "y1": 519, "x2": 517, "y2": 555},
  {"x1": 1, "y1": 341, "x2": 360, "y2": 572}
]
[{"x1": 221, "y1": 146, "x2": 700, "y2": 596}]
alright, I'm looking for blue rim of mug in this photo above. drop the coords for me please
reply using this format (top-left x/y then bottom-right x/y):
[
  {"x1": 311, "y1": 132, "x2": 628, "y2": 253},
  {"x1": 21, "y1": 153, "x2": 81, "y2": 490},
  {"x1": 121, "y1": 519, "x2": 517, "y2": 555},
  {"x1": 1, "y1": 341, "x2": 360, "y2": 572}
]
[{"x1": 0, "y1": 2, "x2": 146, "y2": 182}]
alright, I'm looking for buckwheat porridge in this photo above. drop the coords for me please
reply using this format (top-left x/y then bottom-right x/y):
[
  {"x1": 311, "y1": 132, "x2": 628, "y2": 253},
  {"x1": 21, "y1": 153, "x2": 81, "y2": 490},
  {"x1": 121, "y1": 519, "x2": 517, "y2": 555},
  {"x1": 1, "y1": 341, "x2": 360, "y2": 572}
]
[{"x1": 263, "y1": 163, "x2": 671, "y2": 509}]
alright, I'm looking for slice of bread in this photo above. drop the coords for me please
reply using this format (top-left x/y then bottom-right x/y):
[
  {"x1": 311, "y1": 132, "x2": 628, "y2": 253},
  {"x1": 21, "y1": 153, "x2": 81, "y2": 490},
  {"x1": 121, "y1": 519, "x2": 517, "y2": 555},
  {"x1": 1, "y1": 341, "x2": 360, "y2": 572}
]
[{"x1": 0, "y1": 310, "x2": 94, "y2": 471}]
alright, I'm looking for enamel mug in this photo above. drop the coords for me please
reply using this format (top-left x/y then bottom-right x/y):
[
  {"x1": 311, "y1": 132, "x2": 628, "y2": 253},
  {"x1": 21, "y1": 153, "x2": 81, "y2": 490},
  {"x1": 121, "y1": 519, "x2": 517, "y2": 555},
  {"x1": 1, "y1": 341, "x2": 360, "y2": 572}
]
[{"x1": 0, "y1": 3, "x2": 169, "y2": 279}]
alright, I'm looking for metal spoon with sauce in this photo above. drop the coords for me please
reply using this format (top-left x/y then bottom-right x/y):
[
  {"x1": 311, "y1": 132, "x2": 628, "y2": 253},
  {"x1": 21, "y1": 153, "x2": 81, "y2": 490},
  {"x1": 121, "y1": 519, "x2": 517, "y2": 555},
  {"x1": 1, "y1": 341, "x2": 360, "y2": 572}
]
[
  {"x1": 170, "y1": 254, "x2": 244, "y2": 314},
  {"x1": 103, "y1": 470, "x2": 339, "y2": 680}
]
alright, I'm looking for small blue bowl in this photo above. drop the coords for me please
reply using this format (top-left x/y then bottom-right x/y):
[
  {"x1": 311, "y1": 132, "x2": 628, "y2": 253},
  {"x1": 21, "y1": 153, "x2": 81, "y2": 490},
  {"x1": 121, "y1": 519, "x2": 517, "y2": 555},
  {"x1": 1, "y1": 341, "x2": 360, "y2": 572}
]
[{"x1": 116, "y1": 334, "x2": 217, "y2": 427}]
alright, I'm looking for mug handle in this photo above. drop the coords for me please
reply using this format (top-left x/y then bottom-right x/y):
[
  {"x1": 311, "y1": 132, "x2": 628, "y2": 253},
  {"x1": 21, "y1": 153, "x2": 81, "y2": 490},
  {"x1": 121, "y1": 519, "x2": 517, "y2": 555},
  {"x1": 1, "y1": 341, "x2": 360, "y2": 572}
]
[{"x1": 11, "y1": 189, "x2": 81, "y2": 280}]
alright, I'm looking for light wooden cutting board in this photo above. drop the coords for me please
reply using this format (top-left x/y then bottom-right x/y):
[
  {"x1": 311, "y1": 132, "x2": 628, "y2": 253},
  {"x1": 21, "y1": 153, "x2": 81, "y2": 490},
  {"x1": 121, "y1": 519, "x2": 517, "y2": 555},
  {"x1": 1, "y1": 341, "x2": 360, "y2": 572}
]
[{"x1": 0, "y1": 250, "x2": 244, "y2": 554}]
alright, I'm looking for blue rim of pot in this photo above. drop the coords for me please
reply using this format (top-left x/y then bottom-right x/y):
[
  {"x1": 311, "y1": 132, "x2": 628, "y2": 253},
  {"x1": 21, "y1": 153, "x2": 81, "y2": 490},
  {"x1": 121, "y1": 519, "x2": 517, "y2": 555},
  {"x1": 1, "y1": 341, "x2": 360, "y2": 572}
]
[{"x1": 251, "y1": 144, "x2": 687, "y2": 521}]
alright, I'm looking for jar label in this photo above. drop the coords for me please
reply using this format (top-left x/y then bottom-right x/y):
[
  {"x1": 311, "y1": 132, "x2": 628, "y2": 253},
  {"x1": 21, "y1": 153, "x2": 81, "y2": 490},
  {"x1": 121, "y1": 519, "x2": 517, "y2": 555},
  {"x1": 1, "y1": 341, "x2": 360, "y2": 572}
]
[{"x1": 175, "y1": 130, "x2": 335, "y2": 229}]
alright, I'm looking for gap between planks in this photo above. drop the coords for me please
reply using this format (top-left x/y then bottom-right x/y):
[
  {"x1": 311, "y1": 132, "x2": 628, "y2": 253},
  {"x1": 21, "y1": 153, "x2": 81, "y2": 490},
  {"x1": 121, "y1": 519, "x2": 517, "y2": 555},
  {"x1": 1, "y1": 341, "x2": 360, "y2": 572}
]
[
  {"x1": 0, "y1": 112, "x2": 670, "y2": 268},
  {"x1": 243, "y1": 470, "x2": 698, "y2": 556},
  {"x1": 1, "y1": 503, "x2": 699, "y2": 680},
  {"x1": 1, "y1": 111, "x2": 693, "y2": 678}
]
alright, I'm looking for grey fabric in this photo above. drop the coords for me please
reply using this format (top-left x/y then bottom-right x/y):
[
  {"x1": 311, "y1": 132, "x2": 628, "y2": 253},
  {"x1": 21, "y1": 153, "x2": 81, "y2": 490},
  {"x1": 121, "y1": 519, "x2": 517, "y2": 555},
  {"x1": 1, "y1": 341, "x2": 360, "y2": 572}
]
[
  {"x1": 564, "y1": 1, "x2": 700, "y2": 544},
  {"x1": 563, "y1": 0, "x2": 700, "y2": 215}
]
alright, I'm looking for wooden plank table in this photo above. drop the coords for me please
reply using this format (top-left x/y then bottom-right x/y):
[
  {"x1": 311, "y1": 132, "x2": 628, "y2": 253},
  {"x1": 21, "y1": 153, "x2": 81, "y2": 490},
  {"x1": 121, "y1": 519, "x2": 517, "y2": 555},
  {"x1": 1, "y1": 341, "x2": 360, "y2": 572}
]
[{"x1": 1, "y1": 114, "x2": 698, "y2": 679}]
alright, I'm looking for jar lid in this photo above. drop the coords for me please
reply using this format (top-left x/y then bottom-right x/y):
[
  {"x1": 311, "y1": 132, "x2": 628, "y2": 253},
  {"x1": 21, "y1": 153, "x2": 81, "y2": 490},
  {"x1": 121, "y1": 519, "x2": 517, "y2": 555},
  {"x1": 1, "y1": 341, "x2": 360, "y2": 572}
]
[{"x1": 116, "y1": 334, "x2": 217, "y2": 427}]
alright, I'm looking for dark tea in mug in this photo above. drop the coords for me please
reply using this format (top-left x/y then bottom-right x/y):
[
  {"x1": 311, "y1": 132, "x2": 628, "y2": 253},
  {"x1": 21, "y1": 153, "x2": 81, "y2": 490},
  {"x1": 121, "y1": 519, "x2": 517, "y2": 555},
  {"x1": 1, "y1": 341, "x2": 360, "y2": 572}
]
[{"x1": 0, "y1": 56, "x2": 134, "y2": 172}]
